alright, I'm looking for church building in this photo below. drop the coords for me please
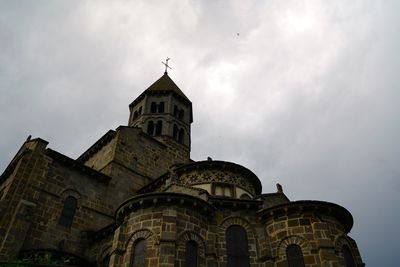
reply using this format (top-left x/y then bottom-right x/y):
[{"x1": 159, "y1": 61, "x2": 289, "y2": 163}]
[{"x1": 0, "y1": 71, "x2": 364, "y2": 266}]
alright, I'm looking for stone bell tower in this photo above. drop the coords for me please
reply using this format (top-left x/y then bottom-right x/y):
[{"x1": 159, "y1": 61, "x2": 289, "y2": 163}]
[{"x1": 128, "y1": 71, "x2": 193, "y2": 151}]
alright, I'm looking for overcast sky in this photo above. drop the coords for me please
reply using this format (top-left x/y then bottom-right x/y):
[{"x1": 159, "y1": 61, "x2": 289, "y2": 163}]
[{"x1": 1, "y1": 1, "x2": 399, "y2": 266}]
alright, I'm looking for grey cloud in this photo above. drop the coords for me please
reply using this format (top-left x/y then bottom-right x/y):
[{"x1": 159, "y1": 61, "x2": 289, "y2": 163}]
[{"x1": 1, "y1": 1, "x2": 399, "y2": 266}]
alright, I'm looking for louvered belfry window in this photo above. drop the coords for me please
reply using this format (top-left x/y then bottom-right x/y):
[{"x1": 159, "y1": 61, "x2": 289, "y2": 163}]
[
  {"x1": 58, "y1": 196, "x2": 77, "y2": 228},
  {"x1": 185, "y1": 240, "x2": 198, "y2": 267},
  {"x1": 226, "y1": 225, "x2": 250, "y2": 267},
  {"x1": 286, "y1": 244, "x2": 305, "y2": 267}
]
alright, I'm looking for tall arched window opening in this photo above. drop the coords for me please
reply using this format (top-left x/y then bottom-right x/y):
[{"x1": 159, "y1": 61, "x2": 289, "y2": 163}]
[
  {"x1": 131, "y1": 239, "x2": 146, "y2": 267},
  {"x1": 185, "y1": 240, "x2": 198, "y2": 267},
  {"x1": 173, "y1": 105, "x2": 179, "y2": 117},
  {"x1": 173, "y1": 124, "x2": 178, "y2": 140},
  {"x1": 150, "y1": 102, "x2": 157, "y2": 113},
  {"x1": 179, "y1": 109, "x2": 184, "y2": 119},
  {"x1": 342, "y1": 245, "x2": 356, "y2": 267},
  {"x1": 178, "y1": 129, "x2": 184, "y2": 144},
  {"x1": 58, "y1": 196, "x2": 77, "y2": 228},
  {"x1": 286, "y1": 244, "x2": 305, "y2": 267},
  {"x1": 158, "y1": 102, "x2": 165, "y2": 113},
  {"x1": 155, "y1": 121, "x2": 162, "y2": 136},
  {"x1": 147, "y1": 121, "x2": 154, "y2": 135},
  {"x1": 226, "y1": 225, "x2": 250, "y2": 267}
]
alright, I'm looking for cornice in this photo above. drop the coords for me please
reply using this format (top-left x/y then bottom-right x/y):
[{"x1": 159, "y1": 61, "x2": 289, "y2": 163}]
[
  {"x1": 115, "y1": 192, "x2": 216, "y2": 225},
  {"x1": 257, "y1": 200, "x2": 354, "y2": 233}
]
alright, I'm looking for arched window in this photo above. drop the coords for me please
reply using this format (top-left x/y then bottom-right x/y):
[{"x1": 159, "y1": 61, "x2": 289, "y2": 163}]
[
  {"x1": 342, "y1": 245, "x2": 356, "y2": 267},
  {"x1": 286, "y1": 244, "x2": 305, "y2": 267},
  {"x1": 178, "y1": 129, "x2": 184, "y2": 144},
  {"x1": 131, "y1": 239, "x2": 146, "y2": 267},
  {"x1": 150, "y1": 102, "x2": 157, "y2": 113},
  {"x1": 147, "y1": 121, "x2": 154, "y2": 135},
  {"x1": 58, "y1": 196, "x2": 77, "y2": 228},
  {"x1": 158, "y1": 102, "x2": 165, "y2": 113},
  {"x1": 155, "y1": 121, "x2": 162, "y2": 136},
  {"x1": 138, "y1": 106, "x2": 142, "y2": 114},
  {"x1": 185, "y1": 240, "x2": 198, "y2": 267},
  {"x1": 226, "y1": 225, "x2": 250, "y2": 267},
  {"x1": 173, "y1": 105, "x2": 179, "y2": 117},
  {"x1": 173, "y1": 124, "x2": 178, "y2": 140},
  {"x1": 179, "y1": 109, "x2": 184, "y2": 119}
]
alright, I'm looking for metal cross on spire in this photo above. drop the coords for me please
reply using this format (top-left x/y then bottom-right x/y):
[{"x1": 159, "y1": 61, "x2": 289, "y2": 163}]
[{"x1": 162, "y1": 57, "x2": 172, "y2": 74}]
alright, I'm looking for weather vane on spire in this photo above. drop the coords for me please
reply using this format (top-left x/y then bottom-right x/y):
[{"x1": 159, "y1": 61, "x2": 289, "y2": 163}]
[{"x1": 162, "y1": 57, "x2": 172, "y2": 74}]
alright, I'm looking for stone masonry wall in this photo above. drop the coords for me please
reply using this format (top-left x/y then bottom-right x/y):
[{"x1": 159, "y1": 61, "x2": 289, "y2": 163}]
[
  {"x1": 110, "y1": 203, "x2": 214, "y2": 267},
  {"x1": 83, "y1": 136, "x2": 117, "y2": 171},
  {"x1": 113, "y1": 127, "x2": 189, "y2": 179},
  {"x1": 21, "y1": 159, "x2": 114, "y2": 258},
  {"x1": 265, "y1": 211, "x2": 362, "y2": 267},
  {"x1": 0, "y1": 139, "x2": 50, "y2": 260}
]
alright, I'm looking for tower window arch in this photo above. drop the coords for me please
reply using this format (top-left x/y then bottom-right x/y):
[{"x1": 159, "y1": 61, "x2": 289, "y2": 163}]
[
  {"x1": 173, "y1": 124, "x2": 178, "y2": 140},
  {"x1": 342, "y1": 245, "x2": 356, "y2": 267},
  {"x1": 150, "y1": 102, "x2": 157, "y2": 113},
  {"x1": 173, "y1": 105, "x2": 179, "y2": 117},
  {"x1": 138, "y1": 106, "x2": 142, "y2": 114},
  {"x1": 178, "y1": 129, "x2": 184, "y2": 144},
  {"x1": 158, "y1": 102, "x2": 165, "y2": 113},
  {"x1": 179, "y1": 109, "x2": 184, "y2": 119},
  {"x1": 185, "y1": 240, "x2": 198, "y2": 267},
  {"x1": 131, "y1": 239, "x2": 146, "y2": 267},
  {"x1": 155, "y1": 120, "x2": 162, "y2": 136},
  {"x1": 147, "y1": 121, "x2": 154, "y2": 135},
  {"x1": 286, "y1": 244, "x2": 305, "y2": 267},
  {"x1": 58, "y1": 196, "x2": 77, "y2": 228},
  {"x1": 226, "y1": 225, "x2": 250, "y2": 267}
]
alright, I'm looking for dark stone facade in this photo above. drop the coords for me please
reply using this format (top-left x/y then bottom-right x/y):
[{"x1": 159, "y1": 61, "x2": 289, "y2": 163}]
[{"x1": 0, "y1": 73, "x2": 364, "y2": 266}]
